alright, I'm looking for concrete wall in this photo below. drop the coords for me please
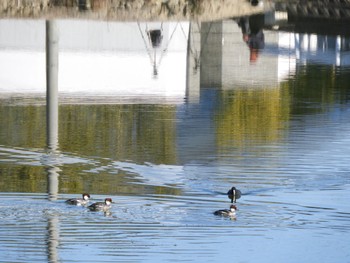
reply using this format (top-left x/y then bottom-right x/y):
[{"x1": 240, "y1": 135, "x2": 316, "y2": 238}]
[{"x1": 199, "y1": 19, "x2": 291, "y2": 89}]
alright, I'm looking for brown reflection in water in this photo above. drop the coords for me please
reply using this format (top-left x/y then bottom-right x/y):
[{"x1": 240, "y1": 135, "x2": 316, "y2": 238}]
[
  {"x1": 58, "y1": 104, "x2": 177, "y2": 164},
  {"x1": 0, "y1": 104, "x2": 177, "y2": 163},
  {"x1": 0, "y1": 103, "x2": 179, "y2": 195},
  {"x1": 0, "y1": 166, "x2": 46, "y2": 192},
  {"x1": 0, "y1": 105, "x2": 46, "y2": 148},
  {"x1": 215, "y1": 86, "x2": 291, "y2": 152},
  {"x1": 289, "y1": 65, "x2": 343, "y2": 114}
]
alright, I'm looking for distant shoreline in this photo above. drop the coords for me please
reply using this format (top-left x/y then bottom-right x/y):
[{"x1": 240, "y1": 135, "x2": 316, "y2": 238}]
[{"x1": 0, "y1": 0, "x2": 269, "y2": 21}]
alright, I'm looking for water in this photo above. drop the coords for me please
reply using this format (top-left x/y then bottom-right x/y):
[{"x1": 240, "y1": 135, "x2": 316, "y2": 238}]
[{"x1": 1, "y1": 19, "x2": 350, "y2": 263}]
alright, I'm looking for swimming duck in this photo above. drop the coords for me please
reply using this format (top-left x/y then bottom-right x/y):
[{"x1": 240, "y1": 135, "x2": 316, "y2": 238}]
[
  {"x1": 227, "y1": 186, "x2": 241, "y2": 203},
  {"x1": 65, "y1": 193, "x2": 91, "y2": 206},
  {"x1": 88, "y1": 198, "x2": 113, "y2": 212},
  {"x1": 214, "y1": 205, "x2": 238, "y2": 217}
]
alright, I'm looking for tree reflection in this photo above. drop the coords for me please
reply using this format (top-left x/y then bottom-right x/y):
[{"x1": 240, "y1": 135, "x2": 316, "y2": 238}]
[
  {"x1": 215, "y1": 86, "x2": 291, "y2": 151},
  {"x1": 1, "y1": 65, "x2": 350, "y2": 194}
]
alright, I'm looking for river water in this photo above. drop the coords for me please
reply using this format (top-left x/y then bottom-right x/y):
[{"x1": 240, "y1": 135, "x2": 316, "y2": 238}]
[{"x1": 0, "y1": 18, "x2": 350, "y2": 262}]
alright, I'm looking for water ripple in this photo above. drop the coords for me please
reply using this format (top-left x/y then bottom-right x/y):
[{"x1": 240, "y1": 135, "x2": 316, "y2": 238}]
[{"x1": 0, "y1": 188, "x2": 349, "y2": 262}]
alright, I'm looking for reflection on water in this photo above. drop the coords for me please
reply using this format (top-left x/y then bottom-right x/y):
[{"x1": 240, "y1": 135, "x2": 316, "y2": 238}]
[
  {"x1": 1, "y1": 15, "x2": 350, "y2": 263},
  {"x1": 215, "y1": 86, "x2": 290, "y2": 151},
  {"x1": 0, "y1": 20, "x2": 189, "y2": 103},
  {"x1": 0, "y1": 0, "x2": 268, "y2": 21}
]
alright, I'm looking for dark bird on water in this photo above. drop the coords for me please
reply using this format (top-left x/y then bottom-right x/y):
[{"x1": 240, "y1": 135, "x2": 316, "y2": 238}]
[{"x1": 227, "y1": 187, "x2": 241, "y2": 203}]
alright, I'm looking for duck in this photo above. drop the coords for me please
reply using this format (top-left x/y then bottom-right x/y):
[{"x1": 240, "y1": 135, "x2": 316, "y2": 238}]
[
  {"x1": 227, "y1": 186, "x2": 241, "y2": 203},
  {"x1": 88, "y1": 198, "x2": 113, "y2": 212},
  {"x1": 214, "y1": 205, "x2": 238, "y2": 217},
  {"x1": 65, "y1": 193, "x2": 91, "y2": 206}
]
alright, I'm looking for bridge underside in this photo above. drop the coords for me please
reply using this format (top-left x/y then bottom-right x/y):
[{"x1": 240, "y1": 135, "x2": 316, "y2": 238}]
[
  {"x1": 274, "y1": 0, "x2": 350, "y2": 36},
  {"x1": 276, "y1": 0, "x2": 350, "y2": 20}
]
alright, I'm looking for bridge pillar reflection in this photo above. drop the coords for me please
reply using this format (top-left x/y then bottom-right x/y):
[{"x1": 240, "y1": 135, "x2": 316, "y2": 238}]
[
  {"x1": 46, "y1": 20, "x2": 60, "y2": 201},
  {"x1": 46, "y1": 20, "x2": 59, "y2": 150},
  {"x1": 186, "y1": 22, "x2": 201, "y2": 103},
  {"x1": 44, "y1": 20, "x2": 61, "y2": 262}
]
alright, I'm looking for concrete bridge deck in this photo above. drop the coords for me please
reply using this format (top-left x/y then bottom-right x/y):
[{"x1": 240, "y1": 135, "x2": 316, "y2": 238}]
[
  {"x1": 0, "y1": 0, "x2": 269, "y2": 21},
  {"x1": 2, "y1": 0, "x2": 350, "y2": 22}
]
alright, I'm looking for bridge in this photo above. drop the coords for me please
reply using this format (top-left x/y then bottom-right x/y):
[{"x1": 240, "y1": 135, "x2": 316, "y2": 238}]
[
  {"x1": 275, "y1": 0, "x2": 350, "y2": 20},
  {"x1": 0, "y1": 0, "x2": 268, "y2": 21}
]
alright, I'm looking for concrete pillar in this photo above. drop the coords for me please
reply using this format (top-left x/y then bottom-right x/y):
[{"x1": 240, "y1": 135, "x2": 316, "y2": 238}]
[
  {"x1": 46, "y1": 20, "x2": 59, "y2": 201},
  {"x1": 186, "y1": 22, "x2": 201, "y2": 103},
  {"x1": 200, "y1": 21, "x2": 223, "y2": 88},
  {"x1": 46, "y1": 20, "x2": 59, "y2": 150}
]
